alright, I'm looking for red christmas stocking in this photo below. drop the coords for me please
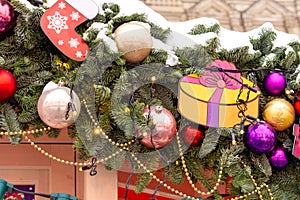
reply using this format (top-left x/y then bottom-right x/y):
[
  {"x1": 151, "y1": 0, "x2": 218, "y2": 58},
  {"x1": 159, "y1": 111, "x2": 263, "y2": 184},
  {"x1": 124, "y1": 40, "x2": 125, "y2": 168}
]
[{"x1": 40, "y1": 0, "x2": 99, "y2": 61}]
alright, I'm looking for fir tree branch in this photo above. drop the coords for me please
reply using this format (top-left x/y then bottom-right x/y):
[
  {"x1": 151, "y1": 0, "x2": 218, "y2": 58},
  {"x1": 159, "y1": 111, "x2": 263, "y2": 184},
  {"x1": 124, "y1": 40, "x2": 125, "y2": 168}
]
[
  {"x1": 198, "y1": 128, "x2": 221, "y2": 159},
  {"x1": 0, "y1": 103, "x2": 21, "y2": 144}
]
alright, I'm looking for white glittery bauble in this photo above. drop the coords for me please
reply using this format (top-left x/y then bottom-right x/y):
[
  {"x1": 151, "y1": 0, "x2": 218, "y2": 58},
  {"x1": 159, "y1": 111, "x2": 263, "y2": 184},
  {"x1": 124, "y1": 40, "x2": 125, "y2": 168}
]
[
  {"x1": 114, "y1": 21, "x2": 153, "y2": 63},
  {"x1": 38, "y1": 82, "x2": 81, "y2": 129}
]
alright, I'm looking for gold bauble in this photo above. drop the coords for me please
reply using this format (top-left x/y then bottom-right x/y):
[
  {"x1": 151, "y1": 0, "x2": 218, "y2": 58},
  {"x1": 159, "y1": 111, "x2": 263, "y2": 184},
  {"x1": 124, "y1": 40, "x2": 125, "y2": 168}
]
[
  {"x1": 263, "y1": 98, "x2": 295, "y2": 131},
  {"x1": 114, "y1": 21, "x2": 152, "y2": 63}
]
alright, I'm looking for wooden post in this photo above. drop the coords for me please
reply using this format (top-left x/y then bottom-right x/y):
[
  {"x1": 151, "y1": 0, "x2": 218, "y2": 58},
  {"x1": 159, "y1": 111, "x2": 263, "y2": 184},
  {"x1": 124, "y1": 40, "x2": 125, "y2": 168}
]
[{"x1": 84, "y1": 164, "x2": 118, "y2": 200}]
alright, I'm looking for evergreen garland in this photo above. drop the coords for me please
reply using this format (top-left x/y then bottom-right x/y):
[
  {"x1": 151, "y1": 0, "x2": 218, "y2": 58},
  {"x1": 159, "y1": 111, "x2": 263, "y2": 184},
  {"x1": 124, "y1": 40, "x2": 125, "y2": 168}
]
[{"x1": 1, "y1": 0, "x2": 300, "y2": 199}]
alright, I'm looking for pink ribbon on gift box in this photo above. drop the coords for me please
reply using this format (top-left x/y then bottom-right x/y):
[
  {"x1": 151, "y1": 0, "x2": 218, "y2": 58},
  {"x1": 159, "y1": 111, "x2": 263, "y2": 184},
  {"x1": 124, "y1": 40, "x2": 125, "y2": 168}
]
[{"x1": 181, "y1": 60, "x2": 242, "y2": 127}]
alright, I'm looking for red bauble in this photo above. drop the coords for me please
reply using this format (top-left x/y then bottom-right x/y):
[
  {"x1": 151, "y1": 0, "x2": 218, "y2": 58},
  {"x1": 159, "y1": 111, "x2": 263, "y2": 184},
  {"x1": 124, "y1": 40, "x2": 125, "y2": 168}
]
[
  {"x1": 137, "y1": 106, "x2": 177, "y2": 149},
  {"x1": 181, "y1": 125, "x2": 205, "y2": 146},
  {"x1": 0, "y1": 0, "x2": 16, "y2": 38},
  {"x1": 0, "y1": 69, "x2": 16, "y2": 101},
  {"x1": 294, "y1": 93, "x2": 300, "y2": 115}
]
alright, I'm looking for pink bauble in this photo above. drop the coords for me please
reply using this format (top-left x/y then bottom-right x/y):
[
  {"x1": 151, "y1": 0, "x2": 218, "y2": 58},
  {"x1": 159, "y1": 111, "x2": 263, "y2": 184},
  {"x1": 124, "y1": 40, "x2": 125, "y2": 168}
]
[
  {"x1": 137, "y1": 106, "x2": 176, "y2": 149},
  {"x1": 38, "y1": 82, "x2": 81, "y2": 129}
]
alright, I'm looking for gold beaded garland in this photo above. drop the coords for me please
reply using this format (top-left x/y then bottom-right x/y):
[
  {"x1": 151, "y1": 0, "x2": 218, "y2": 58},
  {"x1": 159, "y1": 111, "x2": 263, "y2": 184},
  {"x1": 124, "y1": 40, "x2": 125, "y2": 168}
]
[
  {"x1": 23, "y1": 135, "x2": 127, "y2": 167},
  {"x1": 0, "y1": 127, "x2": 51, "y2": 136},
  {"x1": 83, "y1": 99, "x2": 274, "y2": 199},
  {"x1": 3, "y1": 98, "x2": 274, "y2": 200},
  {"x1": 23, "y1": 125, "x2": 273, "y2": 200}
]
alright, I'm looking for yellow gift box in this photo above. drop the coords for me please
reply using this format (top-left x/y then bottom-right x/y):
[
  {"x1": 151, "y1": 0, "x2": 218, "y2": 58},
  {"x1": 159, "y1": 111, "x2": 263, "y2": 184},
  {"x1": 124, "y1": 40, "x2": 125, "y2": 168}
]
[{"x1": 178, "y1": 61, "x2": 260, "y2": 128}]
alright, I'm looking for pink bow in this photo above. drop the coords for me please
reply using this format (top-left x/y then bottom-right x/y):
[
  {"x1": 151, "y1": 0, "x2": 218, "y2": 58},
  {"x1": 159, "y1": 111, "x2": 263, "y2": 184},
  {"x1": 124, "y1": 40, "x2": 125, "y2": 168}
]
[{"x1": 199, "y1": 60, "x2": 242, "y2": 89}]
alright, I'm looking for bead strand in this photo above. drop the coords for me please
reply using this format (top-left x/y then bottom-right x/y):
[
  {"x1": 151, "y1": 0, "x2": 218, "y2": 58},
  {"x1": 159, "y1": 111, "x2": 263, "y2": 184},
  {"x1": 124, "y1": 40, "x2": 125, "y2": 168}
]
[
  {"x1": 130, "y1": 152, "x2": 197, "y2": 200},
  {"x1": 22, "y1": 98, "x2": 274, "y2": 200},
  {"x1": 24, "y1": 99, "x2": 134, "y2": 167},
  {"x1": 83, "y1": 99, "x2": 197, "y2": 198},
  {"x1": 24, "y1": 135, "x2": 124, "y2": 166},
  {"x1": 83, "y1": 99, "x2": 135, "y2": 148},
  {"x1": 176, "y1": 131, "x2": 274, "y2": 200},
  {"x1": 83, "y1": 100, "x2": 199, "y2": 197},
  {"x1": 0, "y1": 127, "x2": 51, "y2": 136},
  {"x1": 176, "y1": 131, "x2": 223, "y2": 195},
  {"x1": 229, "y1": 161, "x2": 274, "y2": 200},
  {"x1": 241, "y1": 161, "x2": 263, "y2": 200},
  {"x1": 262, "y1": 183, "x2": 274, "y2": 200}
]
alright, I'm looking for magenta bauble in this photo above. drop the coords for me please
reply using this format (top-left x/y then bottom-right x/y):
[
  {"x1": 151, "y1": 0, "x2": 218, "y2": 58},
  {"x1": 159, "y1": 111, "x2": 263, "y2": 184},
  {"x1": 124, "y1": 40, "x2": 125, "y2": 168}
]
[
  {"x1": 137, "y1": 106, "x2": 176, "y2": 149},
  {"x1": 0, "y1": 0, "x2": 16, "y2": 38},
  {"x1": 0, "y1": 69, "x2": 16, "y2": 101},
  {"x1": 268, "y1": 147, "x2": 288, "y2": 170},
  {"x1": 244, "y1": 122, "x2": 276, "y2": 154},
  {"x1": 263, "y1": 72, "x2": 286, "y2": 96}
]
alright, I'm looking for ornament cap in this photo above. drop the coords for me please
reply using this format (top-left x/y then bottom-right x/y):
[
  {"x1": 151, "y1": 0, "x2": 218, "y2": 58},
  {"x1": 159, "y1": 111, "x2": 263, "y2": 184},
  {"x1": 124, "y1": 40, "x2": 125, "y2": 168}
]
[
  {"x1": 57, "y1": 81, "x2": 65, "y2": 87},
  {"x1": 154, "y1": 106, "x2": 163, "y2": 113},
  {"x1": 43, "y1": 81, "x2": 58, "y2": 93}
]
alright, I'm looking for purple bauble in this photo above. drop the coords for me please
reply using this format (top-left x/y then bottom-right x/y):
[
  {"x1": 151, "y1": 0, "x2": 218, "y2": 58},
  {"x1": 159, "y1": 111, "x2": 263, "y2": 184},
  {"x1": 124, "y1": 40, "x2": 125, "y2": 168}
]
[
  {"x1": 0, "y1": 0, "x2": 16, "y2": 38},
  {"x1": 263, "y1": 72, "x2": 286, "y2": 96},
  {"x1": 244, "y1": 122, "x2": 276, "y2": 154},
  {"x1": 268, "y1": 147, "x2": 288, "y2": 170}
]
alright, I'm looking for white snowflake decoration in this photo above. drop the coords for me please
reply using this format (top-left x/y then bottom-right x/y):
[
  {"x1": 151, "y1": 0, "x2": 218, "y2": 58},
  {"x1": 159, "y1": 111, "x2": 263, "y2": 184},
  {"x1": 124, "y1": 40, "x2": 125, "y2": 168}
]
[
  {"x1": 58, "y1": 2, "x2": 66, "y2": 9},
  {"x1": 70, "y1": 11, "x2": 80, "y2": 21},
  {"x1": 68, "y1": 38, "x2": 80, "y2": 48},
  {"x1": 58, "y1": 40, "x2": 64, "y2": 46},
  {"x1": 47, "y1": 11, "x2": 68, "y2": 34},
  {"x1": 76, "y1": 51, "x2": 83, "y2": 58}
]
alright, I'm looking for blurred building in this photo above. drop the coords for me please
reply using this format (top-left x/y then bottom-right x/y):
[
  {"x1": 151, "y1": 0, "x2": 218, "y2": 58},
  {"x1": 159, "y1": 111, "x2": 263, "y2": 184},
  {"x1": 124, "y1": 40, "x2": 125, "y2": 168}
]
[{"x1": 142, "y1": 0, "x2": 300, "y2": 35}]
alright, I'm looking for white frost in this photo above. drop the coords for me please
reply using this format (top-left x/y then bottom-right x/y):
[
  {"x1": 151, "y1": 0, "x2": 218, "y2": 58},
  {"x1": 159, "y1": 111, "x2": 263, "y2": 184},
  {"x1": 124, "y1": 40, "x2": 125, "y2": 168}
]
[
  {"x1": 39, "y1": 0, "x2": 300, "y2": 52},
  {"x1": 96, "y1": 0, "x2": 169, "y2": 29},
  {"x1": 34, "y1": 0, "x2": 299, "y2": 68},
  {"x1": 166, "y1": 52, "x2": 180, "y2": 66},
  {"x1": 262, "y1": 53, "x2": 276, "y2": 67},
  {"x1": 168, "y1": 17, "x2": 219, "y2": 34}
]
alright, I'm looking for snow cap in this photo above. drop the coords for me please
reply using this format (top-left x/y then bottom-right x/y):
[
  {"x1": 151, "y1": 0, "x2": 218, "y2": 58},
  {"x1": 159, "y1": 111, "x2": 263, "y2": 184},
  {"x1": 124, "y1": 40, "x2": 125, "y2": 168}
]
[{"x1": 65, "y1": 0, "x2": 99, "y2": 19}]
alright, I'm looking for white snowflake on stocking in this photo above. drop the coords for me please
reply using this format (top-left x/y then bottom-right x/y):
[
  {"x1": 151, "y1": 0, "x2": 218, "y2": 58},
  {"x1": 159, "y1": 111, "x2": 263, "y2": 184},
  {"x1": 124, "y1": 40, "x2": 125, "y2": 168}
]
[
  {"x1": 58, "y1": 2, "x2": 66, "y2": 9},
  {"x1": 76, "y1": 51, "x2": 83, "y2": 58},
  {"x1": 70, "y1": 11, "x2": 80, "y2": 21},
  {"x1": 47, "y1": 11, "x2": 68, "y2": 34},
  {"x1": 58, "y1": 40, "x2": 64, "y2": 46},
  {"x1": 68, "y1": 38, "x2": 80, "y2": 48}
]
